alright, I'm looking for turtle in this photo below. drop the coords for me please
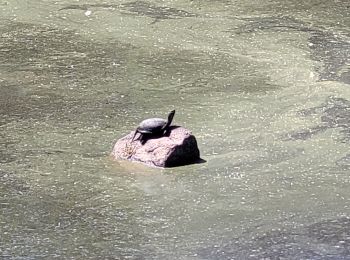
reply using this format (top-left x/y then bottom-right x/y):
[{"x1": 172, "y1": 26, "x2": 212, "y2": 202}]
[{"x1": 131, "y1": 110, "x2": 175, "y2": 143}]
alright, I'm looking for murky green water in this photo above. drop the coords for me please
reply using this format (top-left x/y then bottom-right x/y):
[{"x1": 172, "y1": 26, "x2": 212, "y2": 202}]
[{"x1": 1, "y1": 0, "x2": 350, "y2": 259}]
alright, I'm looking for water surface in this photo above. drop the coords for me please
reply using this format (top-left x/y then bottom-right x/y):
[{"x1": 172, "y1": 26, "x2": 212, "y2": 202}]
[{"x1": 1, "y1": 0, "x2": 350, "y2": 259}]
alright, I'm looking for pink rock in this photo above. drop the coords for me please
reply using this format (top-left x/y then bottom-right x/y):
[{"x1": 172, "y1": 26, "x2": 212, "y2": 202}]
[{"x1": 111, "y1": 126, "x2": 200, "y2": 167}]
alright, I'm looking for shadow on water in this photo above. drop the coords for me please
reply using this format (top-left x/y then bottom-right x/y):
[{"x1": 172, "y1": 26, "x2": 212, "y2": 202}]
[
  {"x1": 121, "y1": 1, "x2": 196, "y2": 20},
  {"x1": 284, "y1": 96, "x2": 350, "y2": 170},
  {"x1": 285, "y1": 96, "x2": 350, "y2": 143},
  {"x1": 234, "y1": 16, "x2": 314, "y2": 34},
  {"x1": 59, "y1": 1, "x2": 197, "y2": 22},
  {"x1": 198, "y1": 217, "x2": 350, "y2": 260},
  {"x1": 309, "y1": 32, "x2": 350, "y2": 84}
]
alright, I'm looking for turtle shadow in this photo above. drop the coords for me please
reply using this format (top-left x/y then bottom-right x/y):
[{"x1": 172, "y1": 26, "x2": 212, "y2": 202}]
[
  {"x1": 167, "y1": 125, "x2": 181, "y2": 131},
  {"x1": 139, "y1": 125, "x2": 181, "y2": 144},
  {"x1": 195, "y1": 158, "x2": 206, "y2": 164}
]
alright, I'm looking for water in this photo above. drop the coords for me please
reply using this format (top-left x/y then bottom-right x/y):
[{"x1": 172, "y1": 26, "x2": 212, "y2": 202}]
[{"x1": 1, "y1": 0, "x2": 350, "y2": 259}]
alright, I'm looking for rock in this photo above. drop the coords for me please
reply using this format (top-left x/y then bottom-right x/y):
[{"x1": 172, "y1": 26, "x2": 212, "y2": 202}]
[{"x1": 111, "y1": 126, "x2": 200, "y2": 168}]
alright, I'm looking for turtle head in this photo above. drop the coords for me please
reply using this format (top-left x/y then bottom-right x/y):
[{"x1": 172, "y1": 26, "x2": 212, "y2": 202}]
[{"x1": 167, "y1": 110, "x2": 175, "y2": 126}]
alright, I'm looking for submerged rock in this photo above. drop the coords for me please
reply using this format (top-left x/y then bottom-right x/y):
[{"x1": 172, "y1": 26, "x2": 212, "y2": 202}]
[{"x1": 111, "y1": 126, "x2": 200, "y2": 168}]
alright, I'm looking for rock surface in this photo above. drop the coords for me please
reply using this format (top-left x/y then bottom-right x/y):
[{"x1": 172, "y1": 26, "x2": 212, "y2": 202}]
[{"x1": 111, "y1": 126, "x2": 200, "y2": 168}]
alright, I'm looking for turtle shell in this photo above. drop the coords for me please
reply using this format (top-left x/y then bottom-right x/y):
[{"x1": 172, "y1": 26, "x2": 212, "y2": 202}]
[{"x1": 137, "y1": 118, "x2": 167, "y2": 134}]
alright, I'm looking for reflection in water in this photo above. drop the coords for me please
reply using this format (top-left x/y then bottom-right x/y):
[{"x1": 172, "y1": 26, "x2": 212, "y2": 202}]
[{"x1": 1, "y1": 0, "x2": 350, "y2": 258}]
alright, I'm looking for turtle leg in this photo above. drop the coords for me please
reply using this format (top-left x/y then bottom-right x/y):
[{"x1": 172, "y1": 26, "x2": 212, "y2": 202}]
[
  {"x1": 131, "y1": 129, "x2": 140, "y2": 142},
  {"x1": 140, "y1": 137, "x2": 146, "y2": 145},
  {"x1": 140, "y1": 133, "x2": 150, "y2": 145},
  {"x1": 163, "y1": 127, "x2": 171, "y2": 137}
]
